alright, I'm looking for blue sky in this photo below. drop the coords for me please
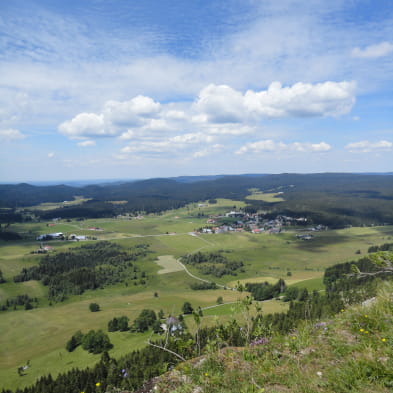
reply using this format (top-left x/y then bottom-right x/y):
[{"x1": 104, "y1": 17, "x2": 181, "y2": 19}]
[{"x1": 0, "y1": 0, "x2": 392, "y2": 182}]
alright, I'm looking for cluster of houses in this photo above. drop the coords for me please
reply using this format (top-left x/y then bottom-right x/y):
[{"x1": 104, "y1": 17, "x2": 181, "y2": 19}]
[
  {"x1": 32, "y1": 244, "x2": 54, "y2": 254},
  {"x1": 196, "y1": 211, "x2": 326, "y2": 238},
  {"x1": 36, "y1": 232, "x2": 64, "y2": 241},
  {"x1": 35, "y1": 232, "x2": 88, "y2": 241}
]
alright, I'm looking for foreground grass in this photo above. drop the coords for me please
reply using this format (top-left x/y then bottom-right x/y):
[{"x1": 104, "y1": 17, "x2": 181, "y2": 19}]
[{"x1": 156, "y1": 283, "x2": 393, "y2": 393}]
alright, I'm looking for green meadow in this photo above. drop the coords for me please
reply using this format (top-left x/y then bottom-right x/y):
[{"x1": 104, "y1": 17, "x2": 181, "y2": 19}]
[
  {"x1": 245, "y1": 188, "x2": 285, "y2": 202},
  {"x1": 1, "y1": 200, "x2": 393, "y2": 390}
]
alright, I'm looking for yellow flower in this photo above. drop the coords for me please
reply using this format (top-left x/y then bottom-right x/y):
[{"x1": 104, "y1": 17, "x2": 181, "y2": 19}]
[
  {"x1": 364, "y1": 314, "x2": 368, "y2": 318},
  {"x1": 204, "y1": 372, "x2": 209, "y2": 377},
  {"x1": 359, "y1": 328, "x2": 364, "y2": 333},
  {"x1": 96, "y1": 382, "x2": 101, "y2": 387},
  {"x1": 292, "y1": 336, "x2": 296, "y2": 340},
  {"x1": 382, "y1": 338, "x2": 387, "y2": 342},
  {"x1": 365, "y1": 331, "x2": 369, "y2": 334},
  {"x1": 340, "y1": 309, "x2": 345, "y2": 312}
]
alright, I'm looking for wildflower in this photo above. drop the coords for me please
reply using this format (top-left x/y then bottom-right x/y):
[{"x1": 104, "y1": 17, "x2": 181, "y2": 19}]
[
  {"x1": 340, "y1": 309, "x2": 345, "y2": 312},
  {"x1": 205, "y1": 372, "x2": 209, "y2": 377},
  {"x1": 365, "y1": 331, "x2": 369, "y2": 334},
  {"x1": 364, "y1": 314, "x2": 368, "y2": 318},
  {"x1": 381, "y1": 338, "x2": 387, "y2": 342},
  {"x1": 314, "y1": 322, "x2": 327, "y2": 330},
  {"x1": 359, "y1": 328, "x2": 364, "y2": 333},
  {"x1": 96, "y1": 382, "x2": 101, "y2": 387},
  {"x1": 250, "y1": 337, "x2": 269, "y2": 346},
  {"x1": 316, "y1": 371, "x2": 323, "y2": 378},
  {"x1": 291, "y1": 336, "x2": 296, "y2": 340}
]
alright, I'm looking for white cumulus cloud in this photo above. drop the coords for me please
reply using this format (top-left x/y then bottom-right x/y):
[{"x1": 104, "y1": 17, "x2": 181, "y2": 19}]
[
  {"x1": 103, "y1": 95, "x2": 161, "y2": 126},
  {"x1": 351, "y1": 42, "x2": 393, "y2": 58},
  {"x1": 345, "y1": 140, "x2": 392, "y2": 152},
  {"x1": 59, "y1": 113, "x2": 107, "y2": 139},
  {"x1": 195, "y1": 84, "x2": 246, "y2": 123},
  {"x1": 0, "y1": 128, "x2": 26, "y2": 142},
  {"x1": 194, "y1": 81, "x2": 356, "y2": 123},
  {"x1": 244, "y1": 81, "x2": 356, "y2": 118},
  {"x1": 236, "y1": 140, "x2": 331, "y2": 154}
]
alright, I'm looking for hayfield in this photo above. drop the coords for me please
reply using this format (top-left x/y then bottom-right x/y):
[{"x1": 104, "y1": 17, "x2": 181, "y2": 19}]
[{"x1": 155, "y1": 255, "x2": 184, "y2": 274}]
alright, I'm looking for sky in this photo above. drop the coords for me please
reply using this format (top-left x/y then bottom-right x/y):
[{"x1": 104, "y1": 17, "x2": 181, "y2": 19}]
[{"x1": 0, "y1": 0, "x2": 392, "y2": 182}]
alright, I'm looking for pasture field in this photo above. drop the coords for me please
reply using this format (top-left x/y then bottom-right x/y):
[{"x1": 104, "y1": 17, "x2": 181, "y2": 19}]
[
  {"x1": 1, "y1": 201, "x2": 392, "y2": 390},
  {"x1": 245, "y1": 189, "x2": 285, "y2": 202},
  {"x1": 0, "y1": 269, "x2": 244, "y2": 390},
  {"x1": 155, "y1": 255, "x2": 184, "y2": 274},
  {"x1": 21, "y1": 196, "x2": 91, "y2": 211}
]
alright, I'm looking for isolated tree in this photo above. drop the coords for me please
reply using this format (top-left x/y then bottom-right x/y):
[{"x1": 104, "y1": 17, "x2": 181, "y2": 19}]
[
  {"x1": 216, "y1": 296, "x2": 223, "y2": 305},
  {"x1": 89, "y1": 302, "x2": 100, "y2": 312},
  {"x1": 182, "y1": 301, "x2": 193, "y2": 314},
  {"x1": 0, "y1": 269, "x2": 6, "y2": 284}
]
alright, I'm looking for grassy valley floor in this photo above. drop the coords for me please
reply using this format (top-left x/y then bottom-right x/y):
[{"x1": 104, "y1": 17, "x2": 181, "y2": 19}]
[{"x1": 1, "y1": 200, "x2": 392, "y2": 390}]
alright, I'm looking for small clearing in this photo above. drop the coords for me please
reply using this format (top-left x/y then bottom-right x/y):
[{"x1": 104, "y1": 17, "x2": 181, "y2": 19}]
[
  {"x1": 155, "y1": 255, "x2": 184, "y2": 274},
  {"x1": 245, "y1": 189, "x2": 284, "y2": 202}
]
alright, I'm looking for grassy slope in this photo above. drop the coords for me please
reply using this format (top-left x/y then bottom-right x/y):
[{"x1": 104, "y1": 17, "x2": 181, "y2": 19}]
[{"x1": 156, "y1": 283, "x2": 393, "y2": 393}]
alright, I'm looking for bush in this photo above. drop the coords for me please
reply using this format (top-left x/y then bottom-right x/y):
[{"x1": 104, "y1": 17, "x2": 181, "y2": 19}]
[{"x1": 89, "y1": 302, "x2": 100, "y2": 312}]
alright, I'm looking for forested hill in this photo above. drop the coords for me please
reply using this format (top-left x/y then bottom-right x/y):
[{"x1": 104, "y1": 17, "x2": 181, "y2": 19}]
[{"x1": 1, "y1": 173, "x2": 393, "y2": 227}]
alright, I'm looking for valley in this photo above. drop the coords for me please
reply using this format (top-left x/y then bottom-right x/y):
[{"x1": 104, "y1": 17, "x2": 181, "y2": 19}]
[{"x1": 1, "y1": 194, "x2": 393, "y2": 390}]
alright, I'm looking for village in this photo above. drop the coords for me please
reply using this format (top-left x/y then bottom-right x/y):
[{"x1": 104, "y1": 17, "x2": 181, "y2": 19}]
[
  {"x1": 196, "y1": 210, "x2": 327, "y2": 239},
  {"x1": 33, "y1": 208, "x2": 327, "y2": 256}
]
